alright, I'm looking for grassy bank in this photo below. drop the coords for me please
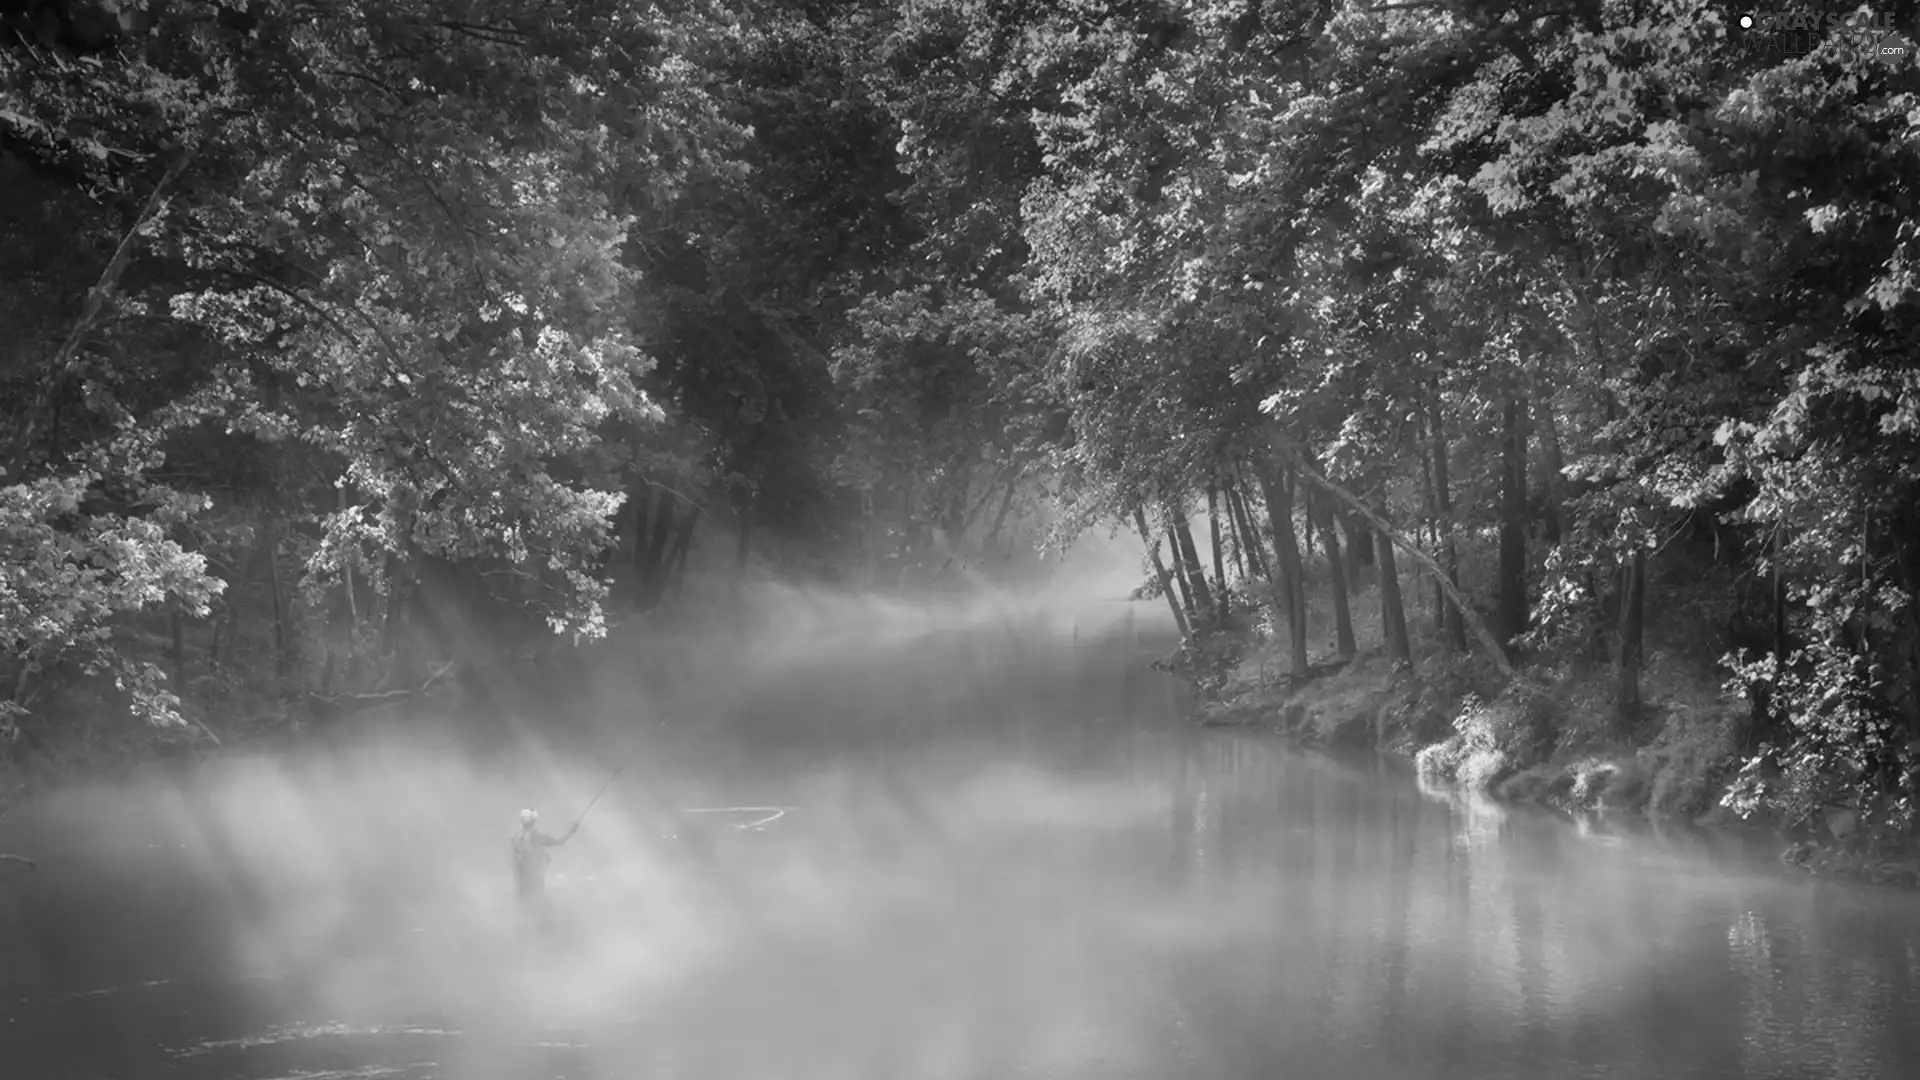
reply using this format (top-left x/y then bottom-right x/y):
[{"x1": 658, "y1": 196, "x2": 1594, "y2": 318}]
[{"x1": 1187, "y1": 585, "x2": 1920, "y2": 890}]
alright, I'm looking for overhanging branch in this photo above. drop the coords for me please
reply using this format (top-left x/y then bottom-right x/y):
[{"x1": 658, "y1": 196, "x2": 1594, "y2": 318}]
[{"x1": 1276, "y1": 434, "x2": 1524, "y2": 683}]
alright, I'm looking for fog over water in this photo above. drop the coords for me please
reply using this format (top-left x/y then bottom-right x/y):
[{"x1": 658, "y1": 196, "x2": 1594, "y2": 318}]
[{"x1": 2, "y1": 558, "x2": 1918, "y2": 1079}]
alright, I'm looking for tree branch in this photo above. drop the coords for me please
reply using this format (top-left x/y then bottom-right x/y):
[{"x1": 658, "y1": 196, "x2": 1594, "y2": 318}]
[
  {"x1": 8, "y1": 146, "x2": 195, "y2": 479},
  {"x1": 1278, "y1": 435, "x2": 1524, "y2": 683},
  {"x1": 306, "y1": 660, "x2": 455, "y2": 714}
]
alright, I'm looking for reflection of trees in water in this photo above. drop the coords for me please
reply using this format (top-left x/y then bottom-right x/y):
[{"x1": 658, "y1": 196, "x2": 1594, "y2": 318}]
[
  {"x1": 1723, "y1": 900, "x2": 1920, "y2": 1079},
  {"x1": 1729, "y1": 907, "x2": 1801, "y2": 1076},
  {"x1": 992, "y1": 705, "x2": 1920, "y2": 1080},
  {"x1": 1378, "y1": 784, "x2": 1424, "y2": 1065},
  {"x1": 1509, "y1": 833, "x2": 1552, "y2": 1065}
]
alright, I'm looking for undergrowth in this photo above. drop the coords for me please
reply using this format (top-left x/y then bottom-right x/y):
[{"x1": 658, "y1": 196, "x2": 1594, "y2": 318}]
[{"x1": 1199, "y1": 604, "x2": 1760, "y2": 834}]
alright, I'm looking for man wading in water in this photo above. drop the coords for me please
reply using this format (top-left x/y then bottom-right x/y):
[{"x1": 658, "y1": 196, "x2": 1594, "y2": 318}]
[{"x1": 512, "y1": 808, "x2": 577, "y2": 922}]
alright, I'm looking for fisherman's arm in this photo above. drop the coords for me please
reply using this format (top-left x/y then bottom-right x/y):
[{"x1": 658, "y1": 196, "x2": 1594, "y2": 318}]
[{"x1": 537, "y1": 822, "x2": 580, "y2": 847}]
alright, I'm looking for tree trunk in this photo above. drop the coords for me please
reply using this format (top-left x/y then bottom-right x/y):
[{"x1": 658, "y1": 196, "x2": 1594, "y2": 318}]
[
  {"x1": 8, "y1": 148, "x2": 194, "y2": 479},
  {"x1": 341, "y1": 555, "x2": 360, "y2": 635},
  {"x1": 1429, "y1": 393, "x2": 1468, "y2": 652},
  {"x1": 902, "y1": 482, "x2": 921, "y2": 555},
  {"x1": 1498, "y1": 395, "x2": 1530, "y2": 658},
  {"x1": 216, "y1": 541, "x2": 252, "y2": 670},
  {"x1": 169, "y1": 604, "x2": 185, "y2": 674},
  {"x1": 264, "y1": 523, "x2": 291, "y2": 677},
  {"x1": 1313, "y1": 485, "x2": 1357, "y2": 659},
  {"x1": 638, "y1": 489, "x2": 678, "y2": 612},
  {"x1": 1376, "y1": 528, "x2": 1413, "y2": 666},
  {"x1": 1226, "y1": 474, "x2": 1270, "y2": 581},
  {"x1": 984, "y1": 482, "x2": 1018, "y2": 554},
  {"x1": 1771, "y1": 523, "x2": 1788, "y2": 717},
  {"x1": 210, "y1": 597, "x2": 229, "y2": 668},
  {"x1": 1773, "y1": 525, "x2": 1788, "y2": 662},
  {"x1": 1299, "y1": 487, "x2": 1318, "y2": 564},
  {"x1": 937, "y1": 454, "x2": 972, "y2": 544},
  {"x1": 1243, "y1": 461, "x2": 1296, "y2": 623},
  {"x1": 1428, "y1": 519, "x2": 1445, "y2": 633},
  {"x1": 667, "y1": 507, "x2": 701, "y2": 596},
  {"x1": 1537, "y1": 391, "x2": 1567, "y2": 546},
  {"x1": 1167, "y1": 527, "x2": 1198, "y2": 621},
  {"x1": 1419, "y1": 437, "x2": 1444, "y2": 632},
  {"x1": 961, "y1": 464, "x2": 1011, "y2": 537},
  {"x1": 1170, "y1": 503, "x2": 1215, "y2": 625},
  {"x1": 1206, "y1": 482, "x2": 1229, "y2": 620},
  {"x1": 1221, "y1": 475, "x2": 1251, "y2": 582},
  {"x1": 1255, "y1": 460, "x2": 1310, "y2": 676},
  {"x1": 1345, "y1": 510, "x2": 1373, "y2": 583},
  {"x1": 1135, "y1": 505, "x2": 1191, "y2": 641},
  {"x1": 380, "y1": 552, "x2": 407, "y2": 686},
  {"x1": 1614, "y1": 549, "x2": 1647, "y2": 720},
  {"x1": 1290, "y1": 453, "x2": 1520, "y2": 682},
  {"x1": 405, "y1": 562, "x2": 457, "y2": 667},
  {"x1": 632, "y1": 482, "x2": 653, "y2": 606},
  {"x1": 736, "y1": 491, "x2": 755, "y2": 571}
]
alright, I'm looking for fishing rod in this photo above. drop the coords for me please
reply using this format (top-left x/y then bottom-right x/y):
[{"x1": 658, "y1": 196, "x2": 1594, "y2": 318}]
[{"x1": 573, "y1": 740, "x2": 648, "y2": 828}]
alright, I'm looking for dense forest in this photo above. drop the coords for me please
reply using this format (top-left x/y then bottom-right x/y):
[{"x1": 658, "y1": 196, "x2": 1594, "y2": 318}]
[{"x1": 4, "y1": 1, "x2": 1919, "y2": 847}]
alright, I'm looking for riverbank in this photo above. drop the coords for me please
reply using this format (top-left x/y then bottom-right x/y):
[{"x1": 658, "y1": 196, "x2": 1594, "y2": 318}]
[{"x1": 1191, "y1": 638, "x2": 1920, "y2": 889}]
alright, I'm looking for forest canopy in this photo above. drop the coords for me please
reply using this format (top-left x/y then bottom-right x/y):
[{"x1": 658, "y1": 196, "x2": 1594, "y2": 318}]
[{"x1": 5, "y1": 0, "x2": 1920, "y2": 839}]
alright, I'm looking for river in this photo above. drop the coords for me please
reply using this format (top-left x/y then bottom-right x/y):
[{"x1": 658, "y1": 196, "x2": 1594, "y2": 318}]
[{"x1": 2, "y1": 598, "x2": 1917, "y2": 1079}]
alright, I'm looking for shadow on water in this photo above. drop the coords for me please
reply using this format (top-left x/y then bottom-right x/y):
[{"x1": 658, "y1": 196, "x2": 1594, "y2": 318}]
[{"x1": 2, "y1": 585, "x2": 1919, "y2": 1079}]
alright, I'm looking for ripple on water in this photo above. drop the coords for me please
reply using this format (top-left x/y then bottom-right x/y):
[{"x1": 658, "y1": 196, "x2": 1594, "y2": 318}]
[
  {"x1": 250, "y1": 1069, "x2": 432, "y2": 1080},
  {"x1": 170, "y1": 1021, "x2": 463, "y2": 1059}
]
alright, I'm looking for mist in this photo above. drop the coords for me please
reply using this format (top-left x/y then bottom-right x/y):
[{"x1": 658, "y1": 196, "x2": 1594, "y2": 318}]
[
  {"x1": 5, "y1": 533, "x2": 1189, "y2": 1076},
  {"x1": 9, "y1": 527, "x2": 1918, "y2": 1079}
]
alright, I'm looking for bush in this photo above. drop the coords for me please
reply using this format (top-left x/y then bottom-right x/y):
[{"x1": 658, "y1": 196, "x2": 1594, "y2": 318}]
[
  {"x1": 1453, "y1": 685, "x2": 1555, "y2": 766},
  {"x1": 1415, "y1": 733, "x2": 1465, "y2": 783},
  {"x1": 1162, "y1": 629, "x2": 1250, "y2": 698},
  {"x1": 1568, "y1": 760, "x2": 1616, "y2": 805},
  {"x1": 1458, "y1": 746, "x2": 1512, "y2": 792},
  {"x1": 1640, "y1": 702, "x2": 1746, "y2": 819},
  {"x1": 1545, "y1": 673, "x2": 1617, "y2": 755}
]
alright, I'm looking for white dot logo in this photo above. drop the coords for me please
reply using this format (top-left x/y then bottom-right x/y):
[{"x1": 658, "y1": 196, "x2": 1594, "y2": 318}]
[{"x1": 1739, "y1": 15, "x2": 1753, "y2": 29}]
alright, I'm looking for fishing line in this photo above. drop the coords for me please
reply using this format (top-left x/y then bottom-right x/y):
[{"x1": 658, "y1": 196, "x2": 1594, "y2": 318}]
[
  {"x1": 680, "y1": 806, "x2": 794, "y2": 830},
  {"x1": 574, "y1": 741, "x2": 647, "y2": 827},
  {"x1": 573, "y1": 729, "x2": 800, "y2": 832}
]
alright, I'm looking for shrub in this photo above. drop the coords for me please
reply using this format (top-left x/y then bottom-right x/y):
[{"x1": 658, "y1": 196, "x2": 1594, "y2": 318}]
[
  {"x1": 1415, "y1": 734, "x2": 1466, "y2": 783},
  {"x1": 1641, "y1": 702, "x2": 1746, "y2": 819},
  {"x1": 1548, "y1": 674, "x2": 1617, "y2": 755},
  {"x1": 1602, "y1": 759, "x2": 1651, "y2": 811},
  {"x1": 1453, "y1": 685, "x2": 1556, "y2": 766},
  {"x1": 1458, "y1": 746, "x2": 1512, "y2": 792},
  {"x1": 1569, "y1": 760, "x2": 1616, "y2": 805}
]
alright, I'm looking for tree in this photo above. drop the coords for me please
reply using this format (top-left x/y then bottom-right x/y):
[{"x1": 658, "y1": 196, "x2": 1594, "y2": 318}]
[{"x1": 2, "y1": 0, "x2": 741, "y2": 726}]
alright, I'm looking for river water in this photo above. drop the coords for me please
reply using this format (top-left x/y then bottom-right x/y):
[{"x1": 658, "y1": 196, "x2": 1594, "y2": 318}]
[{"x1": 2, "y1": 599, "x2": 1918, "y2": 1079}]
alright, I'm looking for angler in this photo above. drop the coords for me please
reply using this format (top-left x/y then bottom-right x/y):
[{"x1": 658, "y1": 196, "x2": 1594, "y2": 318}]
[{"x1": 511, "y1": 807, "x2": 577, "y2": 906}]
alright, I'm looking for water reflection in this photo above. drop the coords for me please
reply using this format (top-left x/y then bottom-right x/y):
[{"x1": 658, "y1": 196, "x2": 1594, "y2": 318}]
[{"x1": 1, "y1": 603, "x2": 1917, "y2": 1079}]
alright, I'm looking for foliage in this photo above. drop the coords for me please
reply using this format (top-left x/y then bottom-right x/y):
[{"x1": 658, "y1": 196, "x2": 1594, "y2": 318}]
[
  {"x1": 4, "y1": 0, "x2": 1920, "y2": 845},
  {"x1": 3, "y1": 0, "x2": 827, "y2": 735},
  {"x1": 831, "y1": 285, "x2": 1049, "y2": 538},
  {"x1": 0, "y1": 474, "x2": 219, "y2": 733}
]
